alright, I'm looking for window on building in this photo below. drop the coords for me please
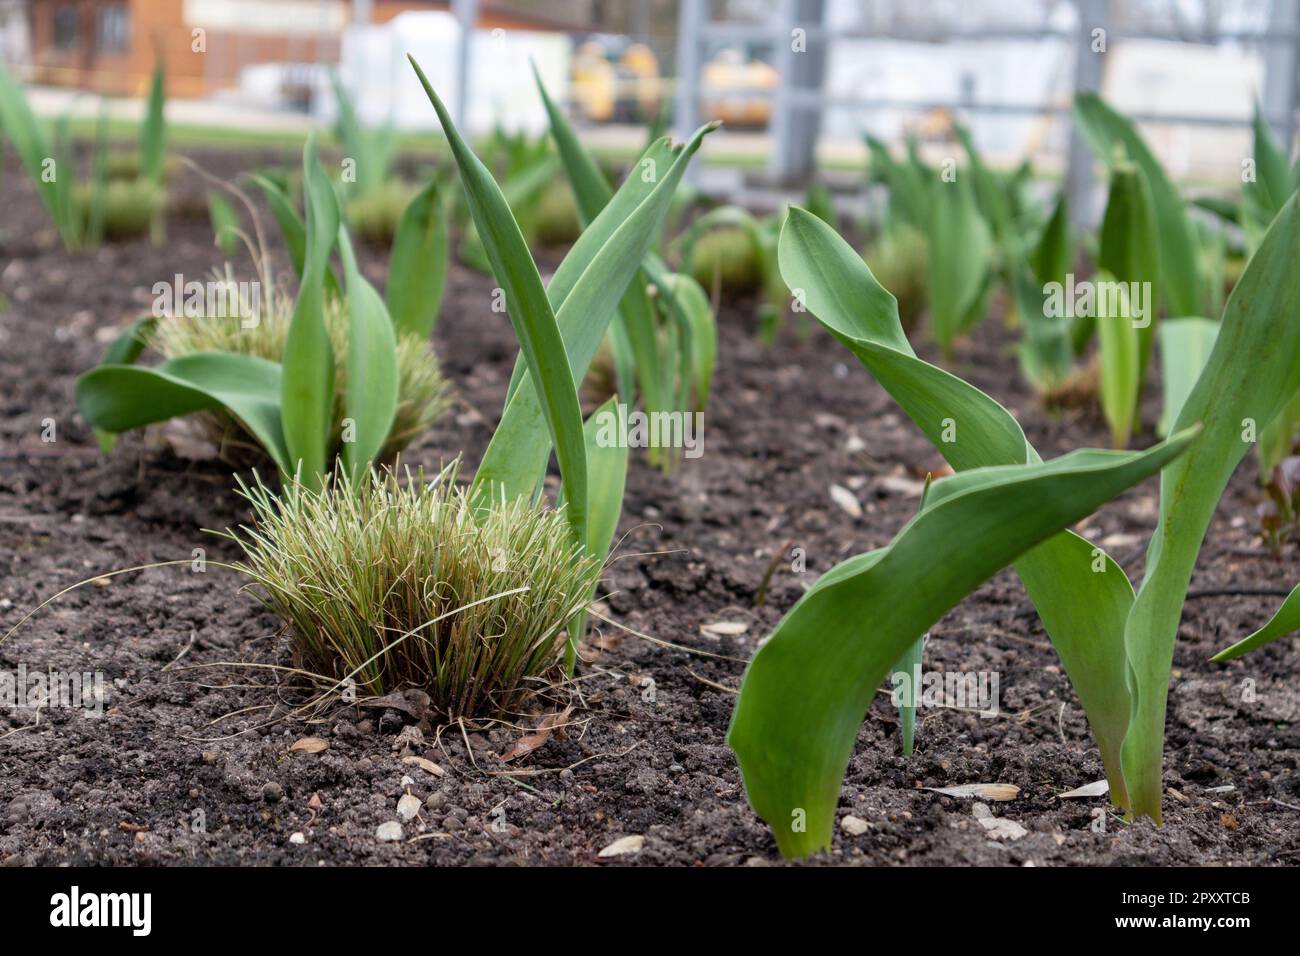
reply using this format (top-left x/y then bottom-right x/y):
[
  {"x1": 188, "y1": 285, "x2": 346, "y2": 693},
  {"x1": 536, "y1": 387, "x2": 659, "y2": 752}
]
[
  {"x1": 98, "y1": 5, "x2": 131, "y2": 54},
  {"x1": 53, "y1": 6, "x2": 78, "y2": 50}
]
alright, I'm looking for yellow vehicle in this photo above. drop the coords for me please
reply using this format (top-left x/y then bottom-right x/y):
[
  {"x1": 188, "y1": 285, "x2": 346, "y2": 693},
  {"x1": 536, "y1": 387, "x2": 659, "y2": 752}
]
[
  {"x1": 701, "y1": 48, "x2": 777, "y2": 128},
  {"x1": 571, "y1": 37, "x2": 663, "y2": 124}
]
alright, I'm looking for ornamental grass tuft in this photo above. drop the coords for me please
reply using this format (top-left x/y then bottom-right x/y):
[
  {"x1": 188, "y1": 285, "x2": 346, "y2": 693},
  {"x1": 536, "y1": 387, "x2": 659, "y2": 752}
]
[
  {"x1": 224, "y1": 463, "x2": 603, "y2": 719},
  {"x1": 150, "y1": 277, "x2": 452, "y2": 464}
]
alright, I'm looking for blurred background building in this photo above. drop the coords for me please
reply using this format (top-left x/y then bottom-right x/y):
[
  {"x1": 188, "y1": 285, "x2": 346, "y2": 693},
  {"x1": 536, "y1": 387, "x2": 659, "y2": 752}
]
[{"x1": 0, "y1": 0, "x2": 1296, "y2": 207}]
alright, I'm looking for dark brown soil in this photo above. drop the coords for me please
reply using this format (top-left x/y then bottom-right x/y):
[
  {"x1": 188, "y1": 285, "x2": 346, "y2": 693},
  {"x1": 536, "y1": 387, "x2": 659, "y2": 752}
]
[{"x1": 1, "y1": 146, "x2": 1297, "y2": 867}]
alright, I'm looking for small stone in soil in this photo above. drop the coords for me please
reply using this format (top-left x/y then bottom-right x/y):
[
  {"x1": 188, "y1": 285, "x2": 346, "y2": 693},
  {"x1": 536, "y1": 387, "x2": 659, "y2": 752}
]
[
  {"x1": 397, "y1": 794, "x2": 421, "y2": 822},
  {"x1": 841, "y1": 815, "x2": 870, "y2": 836},
  {"x1": 376, "y1": 821, "x2": 403, "y2": 842},
  {"x1": 598, "y1": 835, "x2": 645, "y2": 858}
]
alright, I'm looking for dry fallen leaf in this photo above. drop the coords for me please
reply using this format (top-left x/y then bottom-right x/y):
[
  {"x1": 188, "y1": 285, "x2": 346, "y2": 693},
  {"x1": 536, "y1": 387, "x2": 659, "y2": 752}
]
[
  {"x1": 924, "y1": 783, "x2": 1019, "y2": 801},
  {"x1": 359, "y1": 688, "x2": 431, "y2": 720},
  {"x1": 829, "y1": 483, "x2": 862, "y2": 518},
  {"x1": 1059, "y1": 780, "x2": 1109, "y2": 799},
  {"x1": 499, "y1": 706, "x2": 574, "y2": 762},
  {"x1": 700, "y1": 621, "x2": 749, "y2": 637},
  {"x1": 401, "y1": 755, "x2": 445, "y2": 777},
  {"x1": 598, "y1": 835, "x2": 645, "y2": 858},
  {"x1": 289, "y1": 736, "x2": 329, "y2": 755}
]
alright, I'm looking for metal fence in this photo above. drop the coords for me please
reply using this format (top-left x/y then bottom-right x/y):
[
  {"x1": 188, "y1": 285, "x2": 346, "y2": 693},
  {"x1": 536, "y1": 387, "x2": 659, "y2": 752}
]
[{"x1": 673, "y1": 0, "x2": 1300, "y2": 217}]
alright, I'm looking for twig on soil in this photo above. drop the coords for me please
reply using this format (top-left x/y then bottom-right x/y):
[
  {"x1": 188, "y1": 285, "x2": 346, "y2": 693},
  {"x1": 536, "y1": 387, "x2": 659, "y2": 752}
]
[
  {"x1": 161, "y1": 631, "x2": 198, "y2": 672},
  {"x1": 2, "y1": 558, "x2": 241, "y2": 646},
  {"x1": 585, "y1": 607, "x2": 748, "y2": 662},
  {"x1": 481, "y1": 741, "x2": 643, "y2": 777},
  {"x1": 755, "y1": 537, "x2": 794, "y2": 608},
  {"x1": 1185, "y1": 587, "x2": 1295, "y2": 600},
  {"x1": 687, "y1": 668, "x2": 737, "y2": 694},
  {"x1": 458, "y1": 717, "x2": 480, "y2": 772},
  {"x1": 0, "y1": 702, "x2": 43, "y2": 740}
]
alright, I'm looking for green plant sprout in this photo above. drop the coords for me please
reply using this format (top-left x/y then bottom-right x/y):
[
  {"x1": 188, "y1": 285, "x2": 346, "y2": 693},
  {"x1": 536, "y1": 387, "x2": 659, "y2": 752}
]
[
  {"x1": 407, "y1": 54, "x2": 715, "y2": 669},
  {"x1": 76, "y1": 133, "x2": 441, "y2": 488},
  {"x1": 729, "y1": 189, "x2": 1299, "y2": 857},
  {"x1": 0, "y1": 57, "x2": 166, "y2": 248},
  {"x1": 532, "y1": 66, "x2": 718, "y2": 469}
]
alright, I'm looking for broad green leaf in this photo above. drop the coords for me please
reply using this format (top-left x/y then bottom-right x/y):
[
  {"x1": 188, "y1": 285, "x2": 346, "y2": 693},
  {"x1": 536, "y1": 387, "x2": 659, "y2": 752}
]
[
  {"x1": 926, "y1": 176, "x2": 992, "y2": 356},
  {"x1": 729, "y1": 432, "x2": 1195, "y2": 857},
  {"x1": 1011, "y1": 255, "x2": 1072, "y2": 393},
  {"x1": 1095, "y1": 273, "x2": 1140, "y2": 448},
  {"x1": 338, "y1": 228, "x2": 398, "y2": 486},
  {"x1": 251, "y1": 174, "x2": 308, "y2": 275},
  {"x1": 1074, "y1": 92, "x2": 1202, "y2": 316},
  {"x1": 1030, "y1": 190, "x2": 1072, "y2": 287},
  {"x1": 1243, "y1": 104, "x2": 1298, "y2": 253},
  {"x1": 386, "y1": 178, "x2": 448, "y2": 338},
  {"x1": 865, "y1": 134, "x2": 932, "y2": 230},
  {"x1": 1098, "y1": 162, "x2": 1159, "y2": 390},
  {"x1": 955, "y1": 123, "x2": 1011, "y2": 242},
  {"x1": 1211, "y1": 584, "x2": 1300, "y2": 662},
  {"x1": 87, "y1": 315, "x2": 158, "y2": 453},
  {"x1": 250, "y1": 174, "x2": 343, "y2": 297},
  {"x1": 1013, "y1": 189, "x2": 1076, "y2": 390},
  {"x1": 778, "y1": 208, "x2": 1140, "y2": 806},
  {"x1": 1250, "y1": 102, "x2": 1293, "y2": 218},
  {"x1": 140, "y1": 58, "x2": 166, "y2": 186},
  {"x1": 459, "y1": 152, "x2": 561, "y2": 271},
  {"x1": 1122, "y1": 192, "x2": 1300, "y2": 821},
  {"x1": 76, "y1": 352, "x2": 290, "y2": 473},
  {"x1": 893, "y1": 634, "x2": 925, "y2": 757},
  {"x1": 533, "y1": 64, "x2": 667, "y2": 425},
  {"x1": 1157, "y1": 318, "x2": 1218, "y2": 437},
  {"x1": 280, "y1": 132, "x2": 341, "y2": 489},
  {"x1": 207, "y1": 190, "x2": 239, "y2": 257},
  {"x1": 411, "y1": 55, "x2": 588, "y2": 549},
  {"x1": 467, "y1": 121, "x2": 715, "y2": 512},
  {"x1": 662, "y1": 273, "x2": 716, "y2": 411}
]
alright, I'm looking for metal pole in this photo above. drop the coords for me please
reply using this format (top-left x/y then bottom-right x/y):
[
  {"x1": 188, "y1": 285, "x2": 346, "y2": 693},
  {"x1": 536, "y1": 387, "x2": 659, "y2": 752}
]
[
  {"x1": 451, "y1": 0, "x2": 478, "y2": 131},
  {"x1": 768, "y1": 0, "x2": 827, "y2": 183},
  {"x1": 769, "y1": 0, "x2": 797, "y2": 181},
  {"x1": 1065, "y1": 0, "x2": 1110, "y2": 228},
  {"x1": 674, "y1": 0, "x2": 704, "y2": 145},
  {"x1": 1263, "y1": 0, "x2": 1299, "y2": 151}
]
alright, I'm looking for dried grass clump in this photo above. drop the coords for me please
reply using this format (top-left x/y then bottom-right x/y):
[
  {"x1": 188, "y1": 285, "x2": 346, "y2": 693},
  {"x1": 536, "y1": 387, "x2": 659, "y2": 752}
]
[
  {"x1": 151, "y1": 278, "x2": 452, "y2": 463},
  {"x1": 226, "y1": 464, "x2": 602, "y2": 718}
]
